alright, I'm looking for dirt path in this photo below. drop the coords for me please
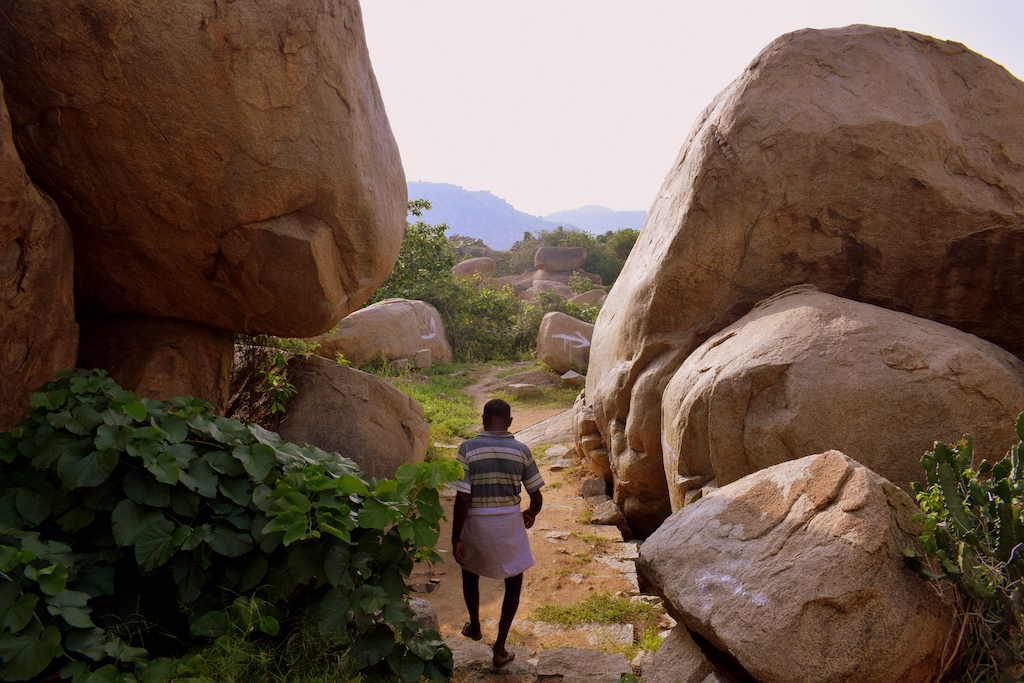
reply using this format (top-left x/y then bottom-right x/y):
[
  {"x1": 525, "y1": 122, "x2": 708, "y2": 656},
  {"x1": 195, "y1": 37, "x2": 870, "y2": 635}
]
[{"x1": 410, "y1": 365, "x2": 642, "y2": 653}]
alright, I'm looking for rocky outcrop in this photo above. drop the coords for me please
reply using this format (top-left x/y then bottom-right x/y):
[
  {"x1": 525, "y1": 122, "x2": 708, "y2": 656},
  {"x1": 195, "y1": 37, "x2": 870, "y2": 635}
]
[
  {"x1": 638, "y1": 451, "x2": 955, "y2": 683},
  {"x1": 0, "y1": 0, "x2": 404, "y2": 337},
  {"x1": 538, "y1": 313, "x2": 593, "y2": 373},
  {"x1": 78, "y1": 316, "x2": 234, "y2": 410},
  {"x1": 452, "y1": 256, "x2": 497, "y2": 279},
  {"x1": 662, "y1": 287, "x2": 1024, "y2": 510},
  {"x1": 580, "y1": 25, "x2": 1024, "y2": 535},
  {"x1": 313, "y1": 298, "x2": 453, "y2": 368},
  {"x1": 0, "y1": 77, "x2": 77, "y2": 430},
  {"x1": 271, "y1": 355, "x2": 429, "y2": 479}
]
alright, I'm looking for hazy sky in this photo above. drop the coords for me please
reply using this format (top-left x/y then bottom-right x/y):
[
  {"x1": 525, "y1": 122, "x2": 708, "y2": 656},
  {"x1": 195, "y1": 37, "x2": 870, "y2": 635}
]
[{"x1": 361, "y1": 1, "x2": 1023, "y2": 218}]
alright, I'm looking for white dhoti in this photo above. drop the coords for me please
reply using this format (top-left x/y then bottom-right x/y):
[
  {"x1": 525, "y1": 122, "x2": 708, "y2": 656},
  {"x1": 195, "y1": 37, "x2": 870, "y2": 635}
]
[{"x1": 460, "y1": 504, "x2": 534, "y2": 579}]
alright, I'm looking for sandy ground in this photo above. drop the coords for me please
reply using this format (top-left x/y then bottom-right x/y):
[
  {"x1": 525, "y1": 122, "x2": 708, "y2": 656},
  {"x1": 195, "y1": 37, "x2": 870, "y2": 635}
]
[{"x1": 408, "y1": 365, "x2": 643, "y2": 652}]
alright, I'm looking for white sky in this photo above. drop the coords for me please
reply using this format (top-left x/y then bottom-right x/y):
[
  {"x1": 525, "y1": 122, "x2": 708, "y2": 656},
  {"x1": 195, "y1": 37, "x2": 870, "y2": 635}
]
[{"x1": 361, "y1": 1, "x2": 1024, "y2": 218}]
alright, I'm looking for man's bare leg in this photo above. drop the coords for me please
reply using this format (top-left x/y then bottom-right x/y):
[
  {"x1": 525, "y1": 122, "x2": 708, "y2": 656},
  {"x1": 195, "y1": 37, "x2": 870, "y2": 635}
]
[
  {"x1": 493, "y1": 573, "x2": 523, "y2": 666},
  {"x1": 460, "y1": 568, "x2": 483, "y2": 640}
]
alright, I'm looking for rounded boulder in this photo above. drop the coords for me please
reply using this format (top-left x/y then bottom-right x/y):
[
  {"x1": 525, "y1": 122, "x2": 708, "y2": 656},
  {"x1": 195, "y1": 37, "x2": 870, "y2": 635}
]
[
  {"x1": 313, "y1": 298, "x2": 453, "y2": 368},
  {"x1": 638, "y1": 451, "x2": 955, "y2": 683},
  {"x1": 662, "y1": 286, "x2": 1024, "y2": 510},
  {"x1": 0, "y1": 0, "x2": 405, "y2": 337}
]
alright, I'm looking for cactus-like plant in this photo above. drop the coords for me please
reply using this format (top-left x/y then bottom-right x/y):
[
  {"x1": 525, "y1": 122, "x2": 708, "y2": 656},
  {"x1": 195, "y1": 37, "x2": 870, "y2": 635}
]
[{"x1": 908, "y1": 415, "x2": 1024, "y2": 683}]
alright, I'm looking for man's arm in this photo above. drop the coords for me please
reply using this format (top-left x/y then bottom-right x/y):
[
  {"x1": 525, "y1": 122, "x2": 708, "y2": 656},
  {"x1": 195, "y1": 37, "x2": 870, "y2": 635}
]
[
  {"x1": 452, "y1": 491, "x2": 471, "y2": 565},
  {"x1": 522, "y1": 489, "x2": 543, "y2": 529}
]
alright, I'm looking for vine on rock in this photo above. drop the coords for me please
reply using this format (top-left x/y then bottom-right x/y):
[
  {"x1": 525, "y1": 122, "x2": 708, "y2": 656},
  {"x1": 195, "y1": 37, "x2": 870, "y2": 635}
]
[{"x1": 0, "y1": 369, "x2": 459, "y2": 682}]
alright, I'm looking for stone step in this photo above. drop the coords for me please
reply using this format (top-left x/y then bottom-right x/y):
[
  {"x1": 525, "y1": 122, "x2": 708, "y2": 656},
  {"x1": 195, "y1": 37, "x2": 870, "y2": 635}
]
[{"x1": 447, "y1": 639, "x2": 633, "y2": 683}]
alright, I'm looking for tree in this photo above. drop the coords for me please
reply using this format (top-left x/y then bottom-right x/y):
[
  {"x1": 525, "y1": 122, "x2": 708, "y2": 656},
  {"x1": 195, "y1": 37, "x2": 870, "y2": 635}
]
[{"x1": 368, "y1": 200, "x2": 456, "y2": 305}]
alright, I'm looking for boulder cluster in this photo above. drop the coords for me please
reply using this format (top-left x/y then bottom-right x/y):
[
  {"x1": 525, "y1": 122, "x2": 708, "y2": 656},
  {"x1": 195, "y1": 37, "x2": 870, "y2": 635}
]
[
  {"x1": 457, "y1": 246, "x2": 608, "y2": 305},
  {"x1": 0, "y1": 0, "x2": 406, "y2": 430},
  {"x1": 573, "y1": 24, "x2": 1024, "y2": 682},
  {"x1": 576, "y1": 25, "x2": 1024, "y2": 535}
]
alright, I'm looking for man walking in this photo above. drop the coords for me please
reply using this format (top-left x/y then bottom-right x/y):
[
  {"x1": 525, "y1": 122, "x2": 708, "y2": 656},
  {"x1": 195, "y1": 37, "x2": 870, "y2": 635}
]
[{"x1": 451, "y1": 398, "x2": 544, "y2": 667}]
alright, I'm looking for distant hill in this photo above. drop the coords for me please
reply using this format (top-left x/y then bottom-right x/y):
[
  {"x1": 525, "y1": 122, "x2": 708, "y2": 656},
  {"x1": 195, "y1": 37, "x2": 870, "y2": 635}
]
[
  {"x1": 407, "y1": 182, "x2": 645, "y2": 250},
  {"x1": 544, "y1": 205, "x2": 646, "y2": 234},
  {"x1": 407, "y1": 182, "x2": 561, "y2": 250}
]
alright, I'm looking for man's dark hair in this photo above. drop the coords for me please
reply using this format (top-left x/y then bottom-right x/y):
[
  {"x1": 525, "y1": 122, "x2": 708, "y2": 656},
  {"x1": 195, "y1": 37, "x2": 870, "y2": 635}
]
[{"x1": 483, "y1": 398, "x2": 511, "y2": 420}]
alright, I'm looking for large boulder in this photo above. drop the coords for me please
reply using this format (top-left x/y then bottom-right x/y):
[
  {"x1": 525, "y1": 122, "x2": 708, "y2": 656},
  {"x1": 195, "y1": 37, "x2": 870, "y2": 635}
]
[
  {"x1": 452, "y1": 256, "x2": 496, "y2": 280},
  {"x1": 0, "y1": 0, "x2": 404, "y2": 337},
  {"x1": 0, "y1": 77, "x2": 77, "y2": 431},
  {"x1": 638, "y1": 451, "x2": 955, "y2": 683},
  {"x1": 581, "y1": 25, "x2": 1024, "y2": 536},
  {"x1": 313, "y1": 298, "x2": 453, "y2": 368},
  {"x1": 662, "y1": 286, "x2": 1024, "y2": 511},
  {"x1": 535, "y1": 246, "x2": 587, "y2": 272},
  {"x1": 78, "y1": 316, "x2": 234, "y2": 411},
  {"x1": 271, "y1": 355, "x2": 429, "y2": 479},
  {"x1": 538, "y1": 312, "x2": 593, "y2": 373}
]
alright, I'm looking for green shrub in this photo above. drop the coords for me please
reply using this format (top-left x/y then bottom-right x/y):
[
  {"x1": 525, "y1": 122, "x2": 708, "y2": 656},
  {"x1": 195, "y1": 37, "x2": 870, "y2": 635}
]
[
  {"x1": 907, "y1": 416, "x2": 1024, "y2": 683},
  {"x1": 0, "y1": 369, "x2": 459, "y2": 682}
]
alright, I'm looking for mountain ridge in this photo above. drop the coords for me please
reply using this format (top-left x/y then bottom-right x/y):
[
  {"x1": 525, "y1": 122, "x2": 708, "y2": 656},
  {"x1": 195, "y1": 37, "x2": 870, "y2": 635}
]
[{"x1": 407, "y1": 181, "x2": 645, "y2": 250}]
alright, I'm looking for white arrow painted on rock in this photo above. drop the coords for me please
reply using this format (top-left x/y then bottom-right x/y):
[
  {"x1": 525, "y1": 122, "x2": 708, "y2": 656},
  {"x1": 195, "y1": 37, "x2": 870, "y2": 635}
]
[
  {"x1": 421, "y1": 317, "x2": 438, "y2": 340},
  {"x1": 552, "y1": 330, "x2": 590, "y2": 349}
]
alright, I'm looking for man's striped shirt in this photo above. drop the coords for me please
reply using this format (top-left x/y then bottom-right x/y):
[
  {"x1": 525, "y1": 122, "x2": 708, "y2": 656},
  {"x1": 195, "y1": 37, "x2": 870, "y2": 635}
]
[{"x1": 453, "y1": 431, "x2": 544, "y2": 508}]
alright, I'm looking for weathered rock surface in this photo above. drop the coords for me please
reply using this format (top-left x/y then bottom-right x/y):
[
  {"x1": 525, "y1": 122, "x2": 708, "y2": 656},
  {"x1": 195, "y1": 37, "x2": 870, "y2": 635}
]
[
  {"x1": 536, "y1": 647, "x2": 631, "y2": 683},
  {"x1": 526, "y1": 280, "x2": 574, "y2": 301},
  {"x1": 662, "y1": 286, "x2": 1024, "y2": 509},
  {"x1": 570, "y1": 289, "x2": 607, "y2": 306},
  {"x1": 0, "y1": 77, "x2": 77, "y2": 430},
  {"x1": 271, "y1": 355, "x2": 428, "y2": 479},
  {"x1": 313, "y1": 298, "x2": 452, "y2": 368},
  {"x1": 641, "y1": 625, "x2": 715, "y2": 683},
  {"x1": 535, "y1": 246, "x2": 587, "y2": 272},
  {"x1": 452, "y1": 256, "x2": 497, "y2": 279},
  {"x1": 0, "y1": 0, "x2": 404, "y2": 337},
  {"x1": 561, "y1": 371, "x2": 586, "y2": 389},
  {"x1": 534, "y1": 269, "x2": 602, "y2": 288},
  {"x1": 573, "y1": 391, "x2": 611, "y2": 481},
  {"x1": 408, "y1": 597, "x2": 439, "y2": 632},
  {"x1": 538, "y1": 313, "x2": 593, "y2": 374},
  {"x1": 638, "y1": 451, "x2": 955, "y2": 683},
  {"x1": 581, "y1": 25, "x2": 1024, "y2": 536},
  {"x1": 514, "y1": 409, "x2": 575, "y2": 448},
  {"x1": 494, "y1": 273, "x2": 535, "y2": 296},
  {"x1": 445, "y1": 637, "x2": 536, "y2": 683},
  {"x1": 78, "y1": 316, "x2": 233, "y2": 410}
]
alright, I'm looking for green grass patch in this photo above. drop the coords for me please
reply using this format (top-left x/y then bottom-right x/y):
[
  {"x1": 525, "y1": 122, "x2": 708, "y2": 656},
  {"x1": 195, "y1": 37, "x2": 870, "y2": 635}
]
[
  {"x1": 528, "y1": 591, "x2": 657, "y2": 628},
  {"x1": 386, "y1": 364, "x2": 479, "y2": 448},
  {"x1": 570, "y1": 530, "x2": 609, "y2": 550},
  {"x1": 496, "y1": 362, "x2": 547, "y2": 379},
  {"x1": 529, "y1": 592, "x2": 664, "y2": 659}
]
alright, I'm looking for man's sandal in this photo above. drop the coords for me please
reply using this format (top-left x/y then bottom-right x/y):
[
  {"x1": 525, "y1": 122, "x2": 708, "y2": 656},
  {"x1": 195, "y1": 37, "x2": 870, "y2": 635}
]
[{"x1": 461, "y1": 622, "x2": 482, "y2": 641}]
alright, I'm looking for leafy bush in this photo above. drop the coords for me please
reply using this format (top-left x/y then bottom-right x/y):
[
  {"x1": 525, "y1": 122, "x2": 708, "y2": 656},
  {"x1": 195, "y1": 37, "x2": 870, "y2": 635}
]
[
  {"x1": 0, "y1": 369, "x2": 459, "y2": 682},
  {"x1": 907, "y1": 417, "x2": 1024, "y2": 683}
]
